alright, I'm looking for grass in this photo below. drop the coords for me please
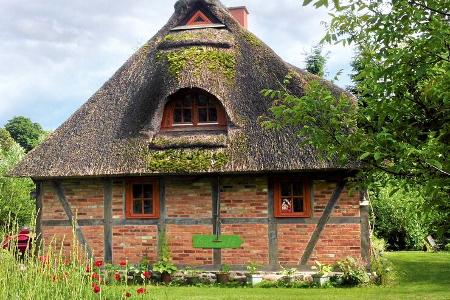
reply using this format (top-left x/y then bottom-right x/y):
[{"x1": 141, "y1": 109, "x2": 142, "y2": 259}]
[{"x1": 107, "y1": 252, "x2": 450, "y2": 300}]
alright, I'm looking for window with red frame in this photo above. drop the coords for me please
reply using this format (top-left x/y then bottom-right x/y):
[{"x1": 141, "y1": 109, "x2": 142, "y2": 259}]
[
  {"x1": 161, "y1": 88, "x2": 227, "y2": 130},
  {"x1": 125, "y1": 179, "x2": 159, "y2": 219},
  {"x1": 274, "y1": 179, "x2": 311, "y2": 217}
]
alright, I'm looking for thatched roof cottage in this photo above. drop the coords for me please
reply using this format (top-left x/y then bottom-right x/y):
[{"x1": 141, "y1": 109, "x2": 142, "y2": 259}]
[{"x1": 12, "y1": 0, "x2": 369, "y2": 269}]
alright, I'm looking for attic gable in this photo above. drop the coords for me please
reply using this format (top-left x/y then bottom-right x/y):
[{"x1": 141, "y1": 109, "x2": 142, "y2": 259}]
[
  {"x1": 172, "y1": 1, "x2": 225, "y2": 31},
  {"x1": 187, "y1": 10, "x2": 213, "y2": 26}
]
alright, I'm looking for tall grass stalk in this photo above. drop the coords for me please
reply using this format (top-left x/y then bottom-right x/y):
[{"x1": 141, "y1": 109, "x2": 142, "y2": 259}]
[{"x1": 0, "y1": 217, "x2": 100, "y2": 299}]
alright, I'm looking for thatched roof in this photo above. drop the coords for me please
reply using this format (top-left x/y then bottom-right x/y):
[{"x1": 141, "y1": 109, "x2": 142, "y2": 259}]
[{"x1": 11, "y1": 0, "x2": 355, "y2": 179}]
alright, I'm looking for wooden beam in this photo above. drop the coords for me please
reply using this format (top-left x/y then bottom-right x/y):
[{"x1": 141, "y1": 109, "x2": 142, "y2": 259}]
[
  {"x1": 42, "y1": 216, "x2": 360, "y2": 227},
  {"x1": 267, "y1": 178, "x2": 279, "y2": 270},
  {"x1": 103, "y1": 179, "x2": 113, "y2": 263},
  {"x1": 212, "y1": 177, "x2": 221, "y2": 267},
  {"x1": 157, "y1": 178, "x2": 167, "y2": 259},
  {"x1": 299, "y1": 181, "x2": 345, "y2": 267},
  {"x1": 51, "y1": 181, "x2": 93, "y2": 259},
  {"x1": 33, "y1": 180, "x2": 43, "y2": 257},
  {"x1": 360, "y1": 191, "x2": 371, "y2": 266}
]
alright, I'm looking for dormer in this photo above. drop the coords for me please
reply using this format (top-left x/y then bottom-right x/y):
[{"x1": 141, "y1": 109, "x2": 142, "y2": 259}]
[{"x1": 160, "y1": 88, "x2": 227, "y2": 132}]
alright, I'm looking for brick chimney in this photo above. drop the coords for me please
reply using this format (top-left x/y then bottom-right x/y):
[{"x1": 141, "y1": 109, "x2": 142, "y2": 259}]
[{"x1": 228, "y1": 6, "x2": 249, "y2": 29}]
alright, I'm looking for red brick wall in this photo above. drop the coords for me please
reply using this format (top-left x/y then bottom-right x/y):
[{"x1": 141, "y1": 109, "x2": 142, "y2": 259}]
[
  {"x1": 39, "y1": 176, "x2": 363, "y2": 268},
  {"x1": 309, "y1": 224, "x2": 361, "y2": 265},
  {"x1": 313, "y1": 181, "x2": 360, "y2": 218},
  {"x1": 278, "y1": 224, "x2": 316, "y2": 266},
  {"x1": 166, "y1": 225, "x2": 213, "y2": 265},
  {"x1": 112, "y1": 225, "x2": 158, "y2": 264},
  {"x1": 41, "y1": 225, "x2": 103, "y2": 261},
  {"x1": 41, "y1": 181, "x2": 105, "y2": 261},
  {"x1": 42, "y1": 180, "x2": 104, "y2": 220},
  {"x1": 112, "y1": 180, "x2": 125, "y2": 220},
  {"x1": 42, "y1": 182, "x2": 67, "y2": 220},
  {"x1": 221, "y1": 224, "x2": 269, "y2": 265},
  {"x1": 165, "y1": 178, "x2": 212, "y2": 219},
  {"x1": 220, "y1": 176, "x2": 268, "y2": 218},
  {"x1": 42, "y1": 226, "x2": 73, "y2": 257}
]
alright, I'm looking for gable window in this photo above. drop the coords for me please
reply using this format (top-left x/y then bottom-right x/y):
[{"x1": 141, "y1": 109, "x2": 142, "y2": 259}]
[
  {"x1": 161, "y1": 88, "x2": 227, "y2": 130},
  {"x1": 125, "y1": 179, "x2": 159, "y2": 219},
  {"x1": 274, "y1": 179, "x2": 311, "y2": 218},
  {"x1": 187, "y1": 11, "x2": 213, "y2": 26}
]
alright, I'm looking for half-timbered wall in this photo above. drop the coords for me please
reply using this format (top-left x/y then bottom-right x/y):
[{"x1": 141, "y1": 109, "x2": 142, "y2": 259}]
[{"x1": 37, "y1": 174, "x2": 368, "y2": 269}]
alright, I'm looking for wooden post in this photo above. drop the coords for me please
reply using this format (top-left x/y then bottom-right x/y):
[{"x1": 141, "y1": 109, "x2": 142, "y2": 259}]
[{"x1": 103, "y1": 179, "x2": 113, "y2": 263}]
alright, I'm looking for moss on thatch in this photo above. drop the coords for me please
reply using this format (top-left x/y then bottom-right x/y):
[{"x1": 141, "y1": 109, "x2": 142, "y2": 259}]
[
  {"x1": 145, "y1": 148, "x2": 229, "y2": 173},
  {"x1": 158, "y1": 46, "x2": 236, "y2": 81},
  {"x1": 164, "y1": 31, "x2": 215, "y2": 42},
  {"x1": 150, "y1": 134, "x2": 228, "y2": 149},
  {"x1": 242, "y1": 32, "x2": 263, "y2": 47}
]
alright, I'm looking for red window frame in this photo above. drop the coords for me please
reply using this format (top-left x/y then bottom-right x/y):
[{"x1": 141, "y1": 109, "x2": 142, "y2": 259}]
[
  {"x1": 274, "y1": 178, "x2": 311, "y2": 218},
  {"x1": 186, "y1": 10, "x2": 213, "y2": 26},
  {"x1": 125, "y1": 178, "x2": 160, "y2": 219},
  {"x1": 161, "y1": 89, "x2": 227, "y2": 130}
]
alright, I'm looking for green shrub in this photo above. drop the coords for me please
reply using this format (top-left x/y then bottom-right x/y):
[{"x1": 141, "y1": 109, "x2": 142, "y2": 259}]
[
  {"x1": 256, "y1": 279, "x2": 310, "y2": 288},
  {"x1": 444, "y1": 243, "x2": 450, "y2": 252},
  {"x1": 0, "y1": 131, "x2": 35, "y2": 228},
  {"x1": 334, "y1": 256, "x2": 369, "y2": 286},
  {"x1": 371, "y1": 181, "x2": 447, "y2": 250},
  {"x1": 370, "y1": 236, "x2": 396, "y2": 285}
]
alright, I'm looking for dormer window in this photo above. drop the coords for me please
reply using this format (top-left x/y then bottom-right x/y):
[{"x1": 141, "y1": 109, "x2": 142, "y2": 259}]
[{"x1": 161, "y1": 88, "x2": 227, "y2": 130}]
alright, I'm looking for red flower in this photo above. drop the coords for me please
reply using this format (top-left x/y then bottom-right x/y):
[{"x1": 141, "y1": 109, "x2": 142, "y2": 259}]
[
  {"x1": 92, "y1": 272, "x2": 100, "y2": 281},
  {"x1": 124, "y1": 292, "x2": 132, "y2": 298},
  {"x1": 114, "y1": 272, "x2": 121, "y2": 281},
  {"x1": 120, "y1": 260, "x2": 127, "y2": 267},
  {"x1": 94, "y1": 260, "x2": 103, "y2": 267},
  {"x1": 39, "y1": 256, "x2": 49, "y2": 264},
  {"x1": 142, "y1": 271, "x2": 151, "y2": 279},
  {"x1": 92, "y1": 283, "x2": 101, "y2": 294},
  {"x1": 85, "y1": 266, "x2": 91, "y2": 273},
  {"x1": 137, "y1": 287, "x2": 146, "y2": 294}
]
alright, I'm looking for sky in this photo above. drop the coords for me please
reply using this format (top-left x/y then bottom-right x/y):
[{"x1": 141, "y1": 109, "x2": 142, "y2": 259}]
[{"x1": 0, "y1": 0, "x2": 354, "y2": 130}]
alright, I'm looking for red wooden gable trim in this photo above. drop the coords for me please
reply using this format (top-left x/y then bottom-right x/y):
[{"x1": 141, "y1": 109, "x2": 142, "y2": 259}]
[{"x1": 187, "y1": 10, "x2": 213, "y2": 26}]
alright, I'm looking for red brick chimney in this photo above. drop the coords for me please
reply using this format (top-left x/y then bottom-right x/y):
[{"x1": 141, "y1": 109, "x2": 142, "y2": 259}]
[{"x1": 228, "y1": 6, "x2": 249, "y2": 29}]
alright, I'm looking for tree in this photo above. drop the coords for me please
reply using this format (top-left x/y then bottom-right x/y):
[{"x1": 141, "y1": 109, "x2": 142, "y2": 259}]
[
  {"x1": 0, "y1": 129, "x2": 35, "y2": 227},
  {"x1": 305, "y1": 44, "x2": 327, "y2": 77},
  {"x1": 262, "y1": 0, "x2": 449, "y2": 230},
  {"x1": 370, "y1": 176, "x2": 447, "y2": 250},
  {"x1": 5, "y1": 116, "x2": 46, "y2": 152}
]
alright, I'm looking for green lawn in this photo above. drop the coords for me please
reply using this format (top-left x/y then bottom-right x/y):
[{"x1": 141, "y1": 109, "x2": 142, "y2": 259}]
[{"x1": 114, "y1": 252, "x2": 450, "y2": 300}]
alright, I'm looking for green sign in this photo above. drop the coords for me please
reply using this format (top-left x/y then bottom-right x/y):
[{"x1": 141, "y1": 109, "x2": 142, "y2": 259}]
[{"x1": 192, "y1": 235, "x2": 244, "y2": 249}]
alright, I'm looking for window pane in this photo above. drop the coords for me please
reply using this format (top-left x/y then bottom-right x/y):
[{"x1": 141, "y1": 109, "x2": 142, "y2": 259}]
[
  {"x1": 174, "y1": 100, "x2": 183, "y2": 108},
  {"x1": 293, "y1": 197, "x2": 304, "y2": 212},
  {"x1": 198, "y1": 95, "x2": 208, "y2": 106},
  {"x1": 281, "y1": 183, "x2": 291, "y2": 197},
  {"x1": 183, "y1": 95, "x2": 193, "y2": 107},
  {"x1": 143, "y1": 184, "x2": 153, "y2": 199},
  {"x1": 198, "y1": 108, "x2": 207, "y2": 122},
  {"x1": 183, "y1": 109, "x2": 192, "y2": 122},
  {"x1": 174, "y1": 109, "x2": 182, "y2": 123},
  {"x1": 281, "y1": 198, "x2": 292, "y2": 212},
  {"x1": 292, "y1": 182, "x2": 303, "y2": 196},
  {"x1": 208, "y1": 108, "x2": 217, "y2": 122},
  {"x1": 133, "y1": 199, "x2": 142, "y2": 214},
  {"x1": 132, "y1": 184, "x2": 142, "y2": 199},
  {"x1": 143, "y1": 199, "x2": 153, "y2": 214}
]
